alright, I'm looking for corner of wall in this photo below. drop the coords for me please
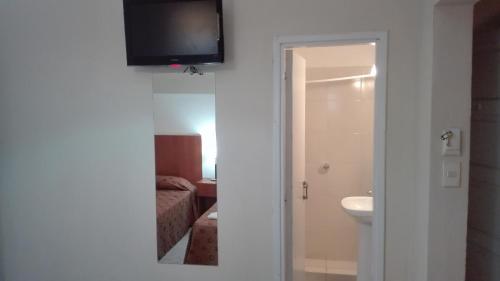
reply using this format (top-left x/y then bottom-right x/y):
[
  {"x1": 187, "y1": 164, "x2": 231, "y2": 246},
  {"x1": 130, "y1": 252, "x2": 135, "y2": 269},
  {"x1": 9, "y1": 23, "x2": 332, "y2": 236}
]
[{"x1": 416, "y1": 2, "x2": 476, "y2": 281}]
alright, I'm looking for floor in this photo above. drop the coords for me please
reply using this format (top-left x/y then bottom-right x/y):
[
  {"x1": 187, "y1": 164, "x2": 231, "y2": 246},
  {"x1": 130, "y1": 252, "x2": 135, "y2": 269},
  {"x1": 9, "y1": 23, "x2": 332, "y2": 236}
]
[
  {"x1": 158, "y1": 229, "x2": 191, "y2": 264},
  {"x1": 305, "y1": 259, "x2": 356, "y2": 281}
]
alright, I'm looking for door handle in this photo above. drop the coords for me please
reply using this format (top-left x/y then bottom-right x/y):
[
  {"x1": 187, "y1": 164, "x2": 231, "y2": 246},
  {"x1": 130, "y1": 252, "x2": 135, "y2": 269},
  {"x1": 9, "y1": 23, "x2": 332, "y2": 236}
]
[{"x1": 302, "y1": 181, "x2": 308, "y2": 200}]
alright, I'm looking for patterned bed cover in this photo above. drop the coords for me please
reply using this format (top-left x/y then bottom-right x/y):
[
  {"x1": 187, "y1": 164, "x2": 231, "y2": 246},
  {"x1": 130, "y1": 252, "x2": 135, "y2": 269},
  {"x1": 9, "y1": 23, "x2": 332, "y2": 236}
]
[
  {"x1": 156, "y1": 189, "x2": 196, "y2": 260},
  {"x1": 184, "y1": 204, "x2": 218, "y2": 265}
]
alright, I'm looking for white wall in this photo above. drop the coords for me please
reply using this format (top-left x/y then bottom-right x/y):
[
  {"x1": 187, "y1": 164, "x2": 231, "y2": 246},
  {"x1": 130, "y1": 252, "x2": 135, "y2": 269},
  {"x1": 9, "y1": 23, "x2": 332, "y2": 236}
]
[
  {"x1": 153, "y1": 93, "x2": 217, "y2": 179},
  {"x1": 152, "y1": 73, "x2": 216, "y2": 95},
  {"x1": 305, "y1": 78, "x2": 374, "y2": 262},
  {"x1": 427, "y1": 5, "x2": 474, "y2": 281},
  {"x1": 0, "y1": 0, "x2": 426, "y2": 281},
  {"x1": 413, "y1": 0, "x2": 434, "y2": 279},
  {"x1": 415, "y1": 1, "x2": 477, "y2": 281}
]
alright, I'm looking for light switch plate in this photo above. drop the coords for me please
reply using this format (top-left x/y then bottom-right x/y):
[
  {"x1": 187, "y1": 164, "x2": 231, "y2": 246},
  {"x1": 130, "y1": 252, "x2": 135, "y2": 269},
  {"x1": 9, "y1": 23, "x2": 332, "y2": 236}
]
[
  {"x1": 442, "y1": 128, "x2": 461, "y2": 156},
  {"x1": 442, "y1": 160, "x2": 461, "y2": 188}
]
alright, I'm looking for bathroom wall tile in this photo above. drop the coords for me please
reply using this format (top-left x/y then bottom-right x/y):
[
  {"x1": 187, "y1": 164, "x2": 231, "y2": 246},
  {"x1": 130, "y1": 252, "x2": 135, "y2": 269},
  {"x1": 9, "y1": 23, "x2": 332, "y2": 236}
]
[
  {"x1": 308, "y1": 83, "x2": 330, "y2": 102},
  {"x1": 306, "y1": 131, "x2": 330, "y2": 165},
  {"x1": 326, "y1": 260, "x2": 357, "y2": 275},
  {"x1": 305, "y1": 75, "x2": 373, "y2": 263},
  {"x1": 307, "y1": 100, "x2": 329, "y2": 134},
  {"x1": 327, "y1": 131, "x2": 363, "y2": 165},
  {"x1": 306, "y1": 164, "x2": 334, "y2": 258}
]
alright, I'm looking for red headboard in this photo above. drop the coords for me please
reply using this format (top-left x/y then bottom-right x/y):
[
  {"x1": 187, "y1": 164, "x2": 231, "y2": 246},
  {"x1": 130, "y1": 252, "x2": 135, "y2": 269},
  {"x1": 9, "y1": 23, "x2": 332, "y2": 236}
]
[{"x1": 154, "y1": 135, "x2": 203, "y2": 184}]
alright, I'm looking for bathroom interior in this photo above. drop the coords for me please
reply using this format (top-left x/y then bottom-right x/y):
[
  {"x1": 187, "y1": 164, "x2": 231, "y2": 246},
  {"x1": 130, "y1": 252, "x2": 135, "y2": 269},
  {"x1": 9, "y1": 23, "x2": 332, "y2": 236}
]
[{"x1": 292, "y1": 44, "x2": 376, "y2": 281}]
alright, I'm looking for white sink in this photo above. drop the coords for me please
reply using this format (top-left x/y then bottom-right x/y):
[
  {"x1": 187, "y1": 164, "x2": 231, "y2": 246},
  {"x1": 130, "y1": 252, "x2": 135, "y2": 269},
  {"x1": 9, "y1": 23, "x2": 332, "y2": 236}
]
[
  {"x1": 341, "y1": 196, "x2": 373, "y2": 224},
  {"x1": 341, "y1": 196, "x2": 374, "y2": 281}
]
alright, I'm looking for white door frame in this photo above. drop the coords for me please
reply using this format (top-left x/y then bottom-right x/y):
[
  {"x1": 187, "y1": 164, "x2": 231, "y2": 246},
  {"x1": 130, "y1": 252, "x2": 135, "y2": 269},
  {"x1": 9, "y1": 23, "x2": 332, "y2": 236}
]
[{"x1": 272, "y1": 32, "x2": 388, "y2": 281}]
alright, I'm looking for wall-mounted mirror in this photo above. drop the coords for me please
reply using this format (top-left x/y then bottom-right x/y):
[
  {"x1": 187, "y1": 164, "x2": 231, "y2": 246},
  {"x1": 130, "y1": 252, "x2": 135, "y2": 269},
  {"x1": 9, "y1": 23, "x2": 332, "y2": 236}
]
[{"x1": 153, "y1": 72, "x2": 218, "y2": 266}]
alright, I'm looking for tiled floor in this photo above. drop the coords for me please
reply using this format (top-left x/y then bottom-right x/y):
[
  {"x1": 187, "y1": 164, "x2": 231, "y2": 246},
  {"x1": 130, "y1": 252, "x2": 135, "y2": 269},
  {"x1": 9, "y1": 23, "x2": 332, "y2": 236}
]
[{"x1": 305, "y1": 259, "x2": 356, "y2": 281}]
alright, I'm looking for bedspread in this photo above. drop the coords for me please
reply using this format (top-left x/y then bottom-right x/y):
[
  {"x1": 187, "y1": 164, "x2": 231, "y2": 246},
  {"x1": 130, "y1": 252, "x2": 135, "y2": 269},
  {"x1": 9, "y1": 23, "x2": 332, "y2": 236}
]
[
  {"x1": 184, "y1": 204, "x2": 218, "y2": 265},
  {"x1": 156, "y1": 189, "x2": 197, "y2": 259}
]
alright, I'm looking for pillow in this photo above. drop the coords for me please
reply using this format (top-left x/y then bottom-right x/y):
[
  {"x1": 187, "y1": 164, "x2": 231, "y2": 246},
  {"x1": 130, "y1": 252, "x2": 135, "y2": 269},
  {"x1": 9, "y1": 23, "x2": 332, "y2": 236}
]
[{"x1": 156, "y1": 175, "x2": 197, "y2": 192}]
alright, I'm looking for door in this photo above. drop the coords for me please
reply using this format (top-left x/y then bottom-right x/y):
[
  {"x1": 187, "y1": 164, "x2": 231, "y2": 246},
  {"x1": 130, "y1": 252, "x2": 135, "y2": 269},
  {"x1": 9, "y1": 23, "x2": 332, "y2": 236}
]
[
  {"x1": 285, "y1": 50, "x2": 307, "y2": 281},
  {"x1": 466, "y1": 6, "x2": 500, "y2": 281}
]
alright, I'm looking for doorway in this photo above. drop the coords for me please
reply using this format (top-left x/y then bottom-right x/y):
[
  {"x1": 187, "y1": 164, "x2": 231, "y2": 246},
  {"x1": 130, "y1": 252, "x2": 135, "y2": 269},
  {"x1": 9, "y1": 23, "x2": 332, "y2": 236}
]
[{"x1": 273, "y1": 33, "x2": 387, "y2": 281}]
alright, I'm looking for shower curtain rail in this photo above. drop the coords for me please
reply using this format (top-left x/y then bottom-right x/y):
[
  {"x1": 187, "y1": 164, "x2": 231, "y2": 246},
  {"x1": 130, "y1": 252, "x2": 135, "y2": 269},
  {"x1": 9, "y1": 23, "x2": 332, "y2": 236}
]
[{"x1": 306, "y1": 73, "x2": 374, "y2": 84}]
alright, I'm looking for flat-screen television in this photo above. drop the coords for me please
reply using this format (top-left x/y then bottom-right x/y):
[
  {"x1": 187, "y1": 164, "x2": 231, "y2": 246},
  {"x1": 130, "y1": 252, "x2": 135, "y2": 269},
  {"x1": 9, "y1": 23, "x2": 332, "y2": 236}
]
[{"x1": 123, "y1": 0, "x2": 224, "y2": 65}]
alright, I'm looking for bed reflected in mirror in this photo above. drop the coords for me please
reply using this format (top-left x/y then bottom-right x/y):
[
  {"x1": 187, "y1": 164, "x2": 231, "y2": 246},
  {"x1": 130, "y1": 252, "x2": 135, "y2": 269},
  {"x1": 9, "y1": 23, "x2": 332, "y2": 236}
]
[{"x1": 153, "y1": 72, "x2": 218, "y2": 266}]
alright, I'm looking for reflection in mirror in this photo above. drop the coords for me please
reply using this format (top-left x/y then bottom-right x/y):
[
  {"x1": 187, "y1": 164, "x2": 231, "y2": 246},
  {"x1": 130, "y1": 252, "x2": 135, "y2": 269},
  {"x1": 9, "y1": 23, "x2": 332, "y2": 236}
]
[{"x1": 153, "y1": 73, "x2": 218, "y2": 266}]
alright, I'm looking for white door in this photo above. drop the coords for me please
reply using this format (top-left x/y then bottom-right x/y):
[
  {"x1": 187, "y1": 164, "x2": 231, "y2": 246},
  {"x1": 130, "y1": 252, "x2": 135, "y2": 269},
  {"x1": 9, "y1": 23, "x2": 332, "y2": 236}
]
[{"x1": 285, "y1": 50, "x2": 307, "y2": 281}]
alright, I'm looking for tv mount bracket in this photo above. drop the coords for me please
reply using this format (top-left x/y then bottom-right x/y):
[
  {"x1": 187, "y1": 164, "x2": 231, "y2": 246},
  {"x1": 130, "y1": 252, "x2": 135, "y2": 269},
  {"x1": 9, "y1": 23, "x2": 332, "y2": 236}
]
[{"x1": 184, "y1": 65, "x2": 203, "y2": 75}]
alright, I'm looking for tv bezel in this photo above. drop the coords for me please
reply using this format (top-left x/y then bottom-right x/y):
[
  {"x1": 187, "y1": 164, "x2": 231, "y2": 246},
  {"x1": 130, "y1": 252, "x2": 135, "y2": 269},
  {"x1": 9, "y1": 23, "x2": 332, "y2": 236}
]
[{"x1": 123, "y1": 0, "x2": 224, "y2": 66}]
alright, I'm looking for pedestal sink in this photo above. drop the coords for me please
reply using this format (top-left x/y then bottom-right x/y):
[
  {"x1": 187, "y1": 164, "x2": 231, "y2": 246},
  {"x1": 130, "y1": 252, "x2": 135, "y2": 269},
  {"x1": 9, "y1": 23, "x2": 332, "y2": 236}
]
[
  {"x1": 341, "y1": 196, "x2": 373, "y2": 224},
  {"x1": 341, "y1": 196, "x2": 373, "y2": 281}
]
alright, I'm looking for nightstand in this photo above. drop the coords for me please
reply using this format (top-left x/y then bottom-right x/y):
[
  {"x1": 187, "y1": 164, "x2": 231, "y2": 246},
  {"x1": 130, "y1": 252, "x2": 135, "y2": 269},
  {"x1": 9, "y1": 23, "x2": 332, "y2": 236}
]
[
  {"x1": 196, "y1": 179, "x2": 217, "y2": 198},
  {"x1": 196, "y1": 179, "x2": 217, "y2": 214}
]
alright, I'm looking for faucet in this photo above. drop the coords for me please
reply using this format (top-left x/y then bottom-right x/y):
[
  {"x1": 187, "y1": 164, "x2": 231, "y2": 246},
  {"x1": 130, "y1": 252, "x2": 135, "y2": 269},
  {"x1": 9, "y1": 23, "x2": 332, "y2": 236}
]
[{"x1": 367, "y1": 190, "x2": 373, "y2": 196}]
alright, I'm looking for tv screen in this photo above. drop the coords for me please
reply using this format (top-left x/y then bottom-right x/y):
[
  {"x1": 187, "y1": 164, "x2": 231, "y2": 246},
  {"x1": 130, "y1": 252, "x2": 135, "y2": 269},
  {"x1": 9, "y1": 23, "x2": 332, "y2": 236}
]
[{"x1": 123, "y1": 0, "x2": 224, "y2": 65}]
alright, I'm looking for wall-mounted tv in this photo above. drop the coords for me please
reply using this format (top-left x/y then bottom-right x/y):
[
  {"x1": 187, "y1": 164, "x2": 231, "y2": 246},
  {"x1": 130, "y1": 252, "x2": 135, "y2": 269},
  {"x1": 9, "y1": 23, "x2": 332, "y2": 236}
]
[{"x1": 123, "y1": 0, "x2": 224, "y2": 66}]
